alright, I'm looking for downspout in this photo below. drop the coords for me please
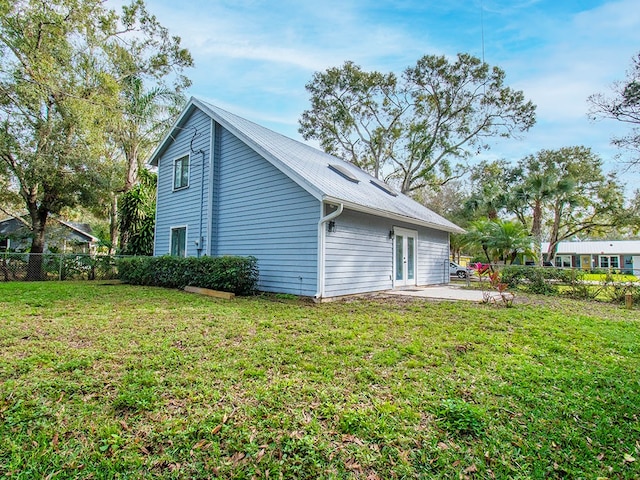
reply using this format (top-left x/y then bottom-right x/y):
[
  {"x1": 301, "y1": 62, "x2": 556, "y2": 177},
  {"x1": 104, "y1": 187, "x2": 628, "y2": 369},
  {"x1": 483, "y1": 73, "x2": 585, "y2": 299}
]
[
  {"x1": 190, "y1": 127, "x2": 205, "y2": 257},
  {"x1": 206, "y1": 119, "x2": 215, "y2": 256},
  {"x1": 315, "y1": 202, "x2": 344, "y2": 301}
]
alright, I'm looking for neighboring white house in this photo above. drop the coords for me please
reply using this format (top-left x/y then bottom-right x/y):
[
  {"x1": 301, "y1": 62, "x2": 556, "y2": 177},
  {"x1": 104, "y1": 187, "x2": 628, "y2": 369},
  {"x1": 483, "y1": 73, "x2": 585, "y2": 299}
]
[
  {"x1": 148, "y1": 97, "x2": 464, "y2": 299},
  {"x1": 542, "y1": 240, "x2": 640, "y2": 275}
]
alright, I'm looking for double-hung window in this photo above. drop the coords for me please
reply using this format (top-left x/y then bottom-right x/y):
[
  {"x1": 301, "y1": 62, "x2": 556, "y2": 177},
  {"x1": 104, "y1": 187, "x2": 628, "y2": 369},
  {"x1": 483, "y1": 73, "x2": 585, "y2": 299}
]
[
  {"x1": 173, "y1": 155, "x2": 190, "y2": 190},
  {"x1": 170, "y1": 227, "x2": 187, "y2": 257},
  {"x1": 599, "y1": 255, "x2": 619, "y2": 269},
  {"x1": 555, "y1": 255, "x2": 572, "y2": 268}
]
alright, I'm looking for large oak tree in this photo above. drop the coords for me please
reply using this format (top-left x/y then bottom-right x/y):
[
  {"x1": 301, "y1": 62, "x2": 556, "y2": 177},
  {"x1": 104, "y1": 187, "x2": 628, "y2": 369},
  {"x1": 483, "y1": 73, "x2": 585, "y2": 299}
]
[
  {"x1": 0, "y1": 0, "x2": 191, "y2": 275},
  {"x1": 589, "y1": 52, "x2": 640, "y2": 169},
  {"x1": 299, "y1": 53, "x2": 536, "y2": 194}
]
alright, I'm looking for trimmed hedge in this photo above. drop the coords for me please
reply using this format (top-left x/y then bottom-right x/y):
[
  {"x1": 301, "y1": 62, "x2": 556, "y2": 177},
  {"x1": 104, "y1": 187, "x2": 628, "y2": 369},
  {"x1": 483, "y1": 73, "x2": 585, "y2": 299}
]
[
  {"x1": 500, "y1": 265, "x2": 579, "y2": 295},
  {"x1": 117, "y1": 255, "x2": 259, "y2": 296}
]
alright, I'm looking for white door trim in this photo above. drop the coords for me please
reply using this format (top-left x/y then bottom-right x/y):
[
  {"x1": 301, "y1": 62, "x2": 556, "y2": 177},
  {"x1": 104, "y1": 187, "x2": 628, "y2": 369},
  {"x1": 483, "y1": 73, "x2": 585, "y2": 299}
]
[{"x1": 393, "y1": 227, "x2": 418, "y2": 288}]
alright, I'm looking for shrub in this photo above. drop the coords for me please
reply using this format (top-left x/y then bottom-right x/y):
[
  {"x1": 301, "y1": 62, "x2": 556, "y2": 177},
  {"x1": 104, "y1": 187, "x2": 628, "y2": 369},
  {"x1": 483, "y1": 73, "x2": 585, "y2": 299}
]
[
  {"x1": 609, "y1": 282, "x2": 640, "y2": 304},
  {"x1": 500, "y1": 265, "x2": 578, "y2": 295},
  {"x1": 117, "y1": 255, "x2": 259, "y2": 295}
]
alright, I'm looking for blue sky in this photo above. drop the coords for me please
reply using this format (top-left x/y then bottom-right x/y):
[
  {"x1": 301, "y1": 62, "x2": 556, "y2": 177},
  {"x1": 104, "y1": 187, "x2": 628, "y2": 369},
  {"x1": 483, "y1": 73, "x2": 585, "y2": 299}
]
[{"x1": 144, "y1": 0, "x2": 640, "y2": 188}]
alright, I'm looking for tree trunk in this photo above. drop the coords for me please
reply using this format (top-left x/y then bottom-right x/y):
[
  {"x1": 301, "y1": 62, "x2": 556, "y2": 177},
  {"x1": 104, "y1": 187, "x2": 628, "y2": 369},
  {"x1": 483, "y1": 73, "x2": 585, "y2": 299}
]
[
  {"x1": 109, "y1": 193, "x2": 118, "y2": 255},
  {"x1": 531, "y1": 200, "x2": 543, "y2": 265},
  {"x1": 26, "y1": 208, "x2": 48, "y2": 281},
  {"x1": 482, "y1": 245, "x2": 493, "y2": 271},
  {"x1": 124, "y1": 147, "x2": 139, "y2": 192},
  {"x1": 546, "y1": 201, "x2": 563, "y2": 262}
]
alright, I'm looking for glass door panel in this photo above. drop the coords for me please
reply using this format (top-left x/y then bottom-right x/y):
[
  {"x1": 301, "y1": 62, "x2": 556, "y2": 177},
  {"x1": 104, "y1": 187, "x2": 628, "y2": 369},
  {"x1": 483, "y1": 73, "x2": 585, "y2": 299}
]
[
  {"x1": 395, "y1": 235, "x2": 404, "y2": 281},
  {"x1": 407, "y1": 236, "x2": 415, "y2": 280}
]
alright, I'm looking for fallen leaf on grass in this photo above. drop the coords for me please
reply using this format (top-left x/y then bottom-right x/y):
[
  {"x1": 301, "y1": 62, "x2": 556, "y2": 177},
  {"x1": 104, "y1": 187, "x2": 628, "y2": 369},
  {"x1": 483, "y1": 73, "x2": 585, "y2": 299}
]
[
  {"x1": 211, "y1": 424, "x2": 222, "y2": 435},
  {"x1": 623, "y1": 453, "x2": 635, "y2": 463},
  {"x1": 464, "y1": 464, "x2": 478, "y2": 474},
  {"x1": 437, "y1": 441, "x2": 449, "y2": 450},
  {"x1": 194, "y1": 439, "x2": 207, "y2": 449},
  {"x1": 230, "y1": 451, "x2": 246, "y2": 465},
  {"x1": 342, "y1": 434, "x2": 364, "y2": 446},
  {"x1": 344, "y1": 459, "x2": 362, "y2": 472}
]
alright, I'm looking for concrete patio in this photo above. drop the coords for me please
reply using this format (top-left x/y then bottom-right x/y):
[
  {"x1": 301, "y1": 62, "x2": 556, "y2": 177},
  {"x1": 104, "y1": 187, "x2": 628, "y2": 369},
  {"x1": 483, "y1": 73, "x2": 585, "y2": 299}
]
[{"x1": 384, "y1": 284, "x2": 486, "y2": 302}]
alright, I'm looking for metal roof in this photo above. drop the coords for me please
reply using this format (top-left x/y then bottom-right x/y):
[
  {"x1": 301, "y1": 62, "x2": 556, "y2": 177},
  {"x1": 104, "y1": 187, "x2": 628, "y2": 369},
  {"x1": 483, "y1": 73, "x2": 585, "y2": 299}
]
[
  {"x1": 543, "y1": 241, "x2": 640, "y2": 255},
  {"x1": 149, "y1": 97, "x2": 464, "y2": 234}
]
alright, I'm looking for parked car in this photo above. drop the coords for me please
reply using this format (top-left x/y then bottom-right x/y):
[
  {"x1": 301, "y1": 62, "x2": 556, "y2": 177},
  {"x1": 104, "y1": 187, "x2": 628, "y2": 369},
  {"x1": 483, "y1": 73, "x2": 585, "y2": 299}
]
[{"x1": 449, "y1": 262, "x2": 468, "y2": 278}]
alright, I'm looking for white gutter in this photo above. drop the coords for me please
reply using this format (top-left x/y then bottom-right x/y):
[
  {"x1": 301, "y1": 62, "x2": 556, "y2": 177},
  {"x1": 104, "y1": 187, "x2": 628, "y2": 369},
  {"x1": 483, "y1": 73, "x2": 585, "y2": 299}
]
[
  {"x1": 323, "y1": 196, "x2": 465, "y2": 234},
  {"x1": 315, "y1": 202, "x2": 344, "y2": 300}
]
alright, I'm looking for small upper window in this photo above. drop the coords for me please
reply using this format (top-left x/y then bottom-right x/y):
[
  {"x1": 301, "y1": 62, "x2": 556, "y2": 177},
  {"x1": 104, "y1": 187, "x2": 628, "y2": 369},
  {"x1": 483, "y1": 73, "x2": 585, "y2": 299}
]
[
  {"x1": 328, "y1": 163, "x2": 359, "y2": 183},
  {"x1": 173, "y1": 155, "x2": 190, "y2": 190}
]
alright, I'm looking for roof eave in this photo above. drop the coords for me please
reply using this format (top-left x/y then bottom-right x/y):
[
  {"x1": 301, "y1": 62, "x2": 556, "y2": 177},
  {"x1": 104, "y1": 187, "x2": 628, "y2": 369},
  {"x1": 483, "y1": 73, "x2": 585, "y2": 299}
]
[
  {"x1": 149, "y1": 98, "x2": 324, "y2": 202},
  {"x1": 323, "y1": 197, "x2": 465, "y2": 234},
  {"x1": 147, "y1": 97, "x2": 199, "y2": 167}
]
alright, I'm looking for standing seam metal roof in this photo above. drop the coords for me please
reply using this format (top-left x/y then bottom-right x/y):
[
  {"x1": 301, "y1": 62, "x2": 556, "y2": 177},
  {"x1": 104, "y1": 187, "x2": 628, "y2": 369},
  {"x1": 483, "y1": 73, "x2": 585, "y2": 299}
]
[
  {"x1": 151, "y1": 97, "x2": 464, "y2": 234},
  {"x1": 543, "y1": 241, "x2": 640, "y2": 255}
]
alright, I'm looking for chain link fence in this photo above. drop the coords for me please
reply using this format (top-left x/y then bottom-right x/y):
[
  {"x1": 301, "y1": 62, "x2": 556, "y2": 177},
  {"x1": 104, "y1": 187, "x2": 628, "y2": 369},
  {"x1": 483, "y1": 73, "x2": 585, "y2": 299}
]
[{"x1": 0, "y1": 253, "x2": 127, "y2": 282}]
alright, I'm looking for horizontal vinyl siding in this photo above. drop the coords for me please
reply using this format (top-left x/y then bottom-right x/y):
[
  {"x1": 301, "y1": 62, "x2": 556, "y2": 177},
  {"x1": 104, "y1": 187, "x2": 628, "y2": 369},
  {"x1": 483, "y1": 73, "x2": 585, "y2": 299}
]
[
  {"x1": 324, "y1": 210, "x2": 394, "y2": 297},
  {"x1": 155, "y1": 110, "x2": 211, "y2": 257},
  {"x1": 216, "y1": 128, "x2": 319, "y2": 296},
  {"x1": 417, "y1": 227, "x2": 450, "y2": 285},
  {"x1": 324, "y1": 210, "x2": 450, "y2": 297}
]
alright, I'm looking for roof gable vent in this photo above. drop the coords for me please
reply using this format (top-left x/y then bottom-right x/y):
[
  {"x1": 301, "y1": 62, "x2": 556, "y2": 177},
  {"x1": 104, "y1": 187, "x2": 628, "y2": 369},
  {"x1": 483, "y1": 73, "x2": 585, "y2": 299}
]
[
  {"x1": 328, "y1": 163, "x2": 359, "y2": 183},
  {"x1": 370, "y1": 178, "x2": 398, "y2": 196}
]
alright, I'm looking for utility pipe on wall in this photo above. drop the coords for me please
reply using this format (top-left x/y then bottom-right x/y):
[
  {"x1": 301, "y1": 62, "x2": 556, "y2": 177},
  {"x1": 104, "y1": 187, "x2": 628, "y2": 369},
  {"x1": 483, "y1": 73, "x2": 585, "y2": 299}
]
[{"x1": 315, "y1": 202, "x2": 344, "y2": 300}]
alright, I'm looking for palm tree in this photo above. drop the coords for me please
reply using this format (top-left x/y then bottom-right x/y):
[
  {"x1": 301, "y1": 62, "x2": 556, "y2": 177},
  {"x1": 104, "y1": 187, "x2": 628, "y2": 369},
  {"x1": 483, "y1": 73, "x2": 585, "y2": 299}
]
[
  {"x1": 489, "y1": 220, "x2": 534, "y2": 265},
  {"x1": 507, "y1": 157, "x2": 576, "y2": 264},
  {"x1": 461, "y1": 218, "x2": 496, "y2": 266},
  {"x1": 106, "y1": 77, "x2": 184, "y2": 253},
  {"x1": 462, "y1": 218, "x2": 533, "y2": 267}
]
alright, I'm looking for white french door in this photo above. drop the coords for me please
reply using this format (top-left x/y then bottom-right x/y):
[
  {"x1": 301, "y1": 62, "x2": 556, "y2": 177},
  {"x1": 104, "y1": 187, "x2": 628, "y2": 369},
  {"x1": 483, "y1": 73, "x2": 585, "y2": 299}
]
[{"x1": 394, "y1": 228, "x2": 417, "y2": 287}]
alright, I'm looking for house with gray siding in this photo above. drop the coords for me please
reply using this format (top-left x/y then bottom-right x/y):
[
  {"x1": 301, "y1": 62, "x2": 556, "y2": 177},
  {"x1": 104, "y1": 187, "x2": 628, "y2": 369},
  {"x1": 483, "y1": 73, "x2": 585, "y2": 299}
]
[
  {"x1": 542, "y1": 240, "x2": 640, "y2": 275},
  {"x1": 0, "y1": 216, "x2": 98, "y2": 253},
  {"x1": 149, "y1": 97, "x2": 464, "y2": 299}
]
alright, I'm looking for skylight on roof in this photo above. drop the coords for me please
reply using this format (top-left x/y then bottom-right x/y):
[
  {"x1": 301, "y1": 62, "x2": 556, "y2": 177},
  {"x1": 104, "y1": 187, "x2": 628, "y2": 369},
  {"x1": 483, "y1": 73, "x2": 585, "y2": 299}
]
[
  {"x1": 370, "y1": 178, "x2": 398, "y2": 196},
  {"x1": 328, "y1": 163, "x2": 359, "y2": 183}
]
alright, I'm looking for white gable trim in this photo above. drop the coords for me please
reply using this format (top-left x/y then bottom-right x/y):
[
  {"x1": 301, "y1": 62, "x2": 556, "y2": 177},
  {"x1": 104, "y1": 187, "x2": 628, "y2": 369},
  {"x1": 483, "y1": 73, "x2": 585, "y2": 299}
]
[
  {"x1": 149, "y1": 98, "x2": 324, "y2": 202},
  {"x1": 193, "y1": 99, "x2": 324, "y2": 202}
]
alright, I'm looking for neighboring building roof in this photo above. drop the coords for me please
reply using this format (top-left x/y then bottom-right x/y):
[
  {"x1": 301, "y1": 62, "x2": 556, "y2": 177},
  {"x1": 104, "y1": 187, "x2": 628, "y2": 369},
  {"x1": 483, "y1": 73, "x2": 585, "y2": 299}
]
[
  {"x1": 57, "y1": 220, "x2": 100, "y2": 243},
  {"x1": 0, "y1": 216, "x2": 99, "y2": 243},
  {"x1": 0, "y1": 217, "x2": 27, "y2": 236},
  {"x1": 149, "y1": 97, "x2": 464, "y2": 234},
  {"x1": 543, "y1": 241, "x2": 640, "y2": 255}
]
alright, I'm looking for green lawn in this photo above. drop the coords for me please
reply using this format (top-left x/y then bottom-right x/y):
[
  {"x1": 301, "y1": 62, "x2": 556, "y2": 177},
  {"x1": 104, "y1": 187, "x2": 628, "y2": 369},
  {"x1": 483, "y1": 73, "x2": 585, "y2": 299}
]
[
  {"x1": 582, "y1": 273, "x2": 638, "y2": 283},
  {"x1": 1, "y1": 282, "x2": 639, "y2": 479}
]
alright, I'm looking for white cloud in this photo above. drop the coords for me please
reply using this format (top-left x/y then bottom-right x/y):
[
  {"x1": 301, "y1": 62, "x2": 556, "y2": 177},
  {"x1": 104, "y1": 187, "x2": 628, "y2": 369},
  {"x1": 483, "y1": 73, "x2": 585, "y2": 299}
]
[{"x1": 139, "y1": 0, "x2": 640, "y2": 190}]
